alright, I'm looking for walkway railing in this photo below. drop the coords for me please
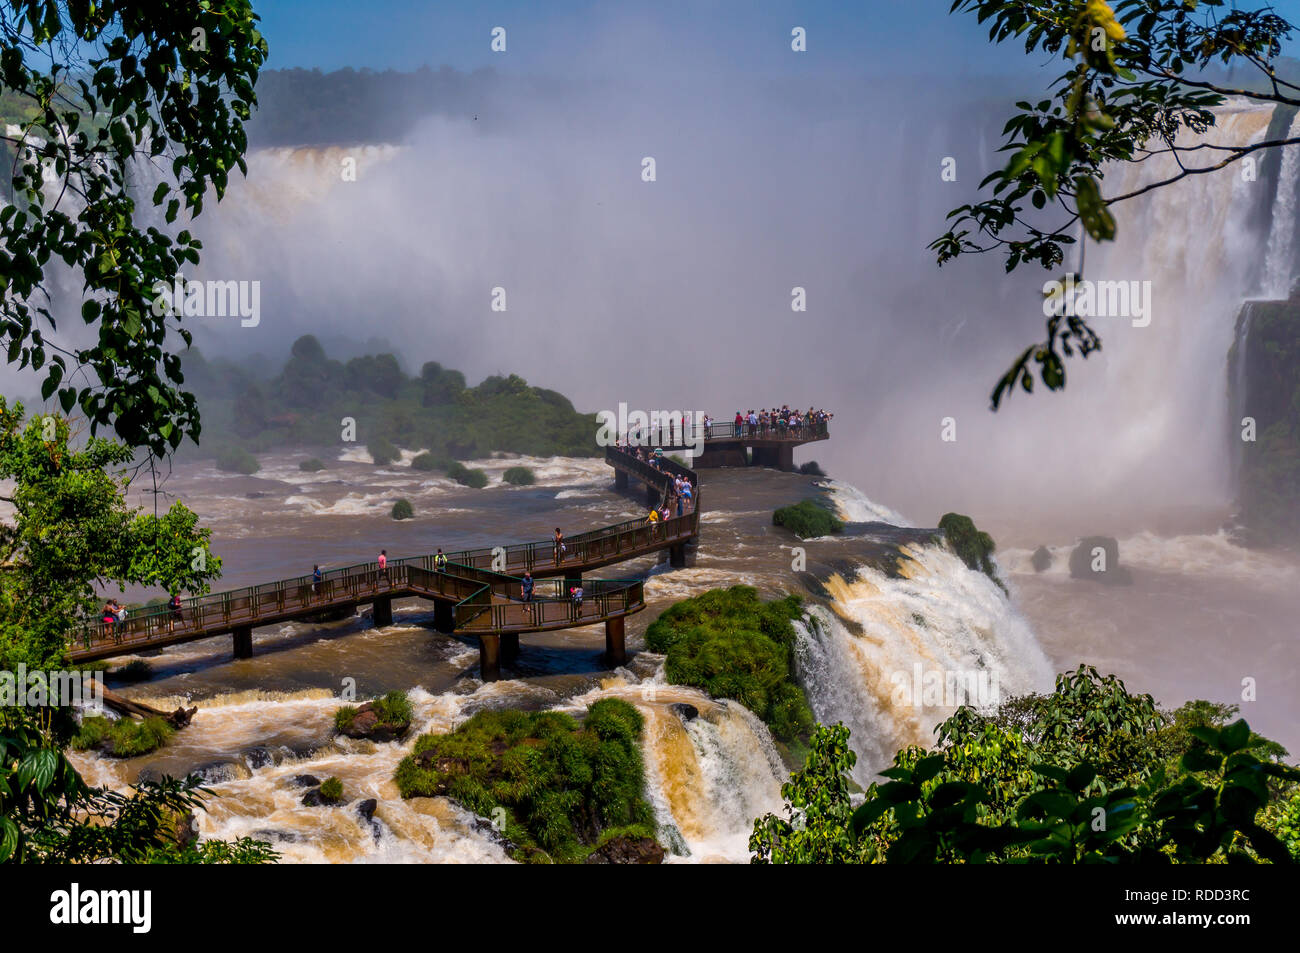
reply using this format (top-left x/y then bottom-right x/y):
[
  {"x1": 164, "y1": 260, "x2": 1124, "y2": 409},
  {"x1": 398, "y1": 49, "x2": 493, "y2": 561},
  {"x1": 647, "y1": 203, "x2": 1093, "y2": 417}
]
[{"x1": 75, "y1": 452, "x2": 698, "y2": 656}]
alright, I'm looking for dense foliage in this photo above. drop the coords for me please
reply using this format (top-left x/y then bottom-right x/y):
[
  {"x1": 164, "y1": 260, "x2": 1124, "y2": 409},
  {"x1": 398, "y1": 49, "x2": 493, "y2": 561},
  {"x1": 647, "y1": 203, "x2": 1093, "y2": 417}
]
[
  {"x1": 182, "y1": 337, "x2": 599, "y2": 463},
  {"x1": 393, "y1": 700, "x2": 655, "y2": 863},
  {"x1": 0, "y1": 1, "x2": 266, "y2": 456},
  {"x1": 0, "y1": 400, "x2": 222, "y2": 671},
  {"x1": 391, "y1": 498, "x2": 414, "y2": 520},
  {"x1": 752, "y1": 666, "x2": 1300, "y2": 863},
  {"x1": 645, "y1": 586, "x2": 814, "y2": 764},
  {"x1": 772, "y1": 499, "x2": 843, "y2": 538}
]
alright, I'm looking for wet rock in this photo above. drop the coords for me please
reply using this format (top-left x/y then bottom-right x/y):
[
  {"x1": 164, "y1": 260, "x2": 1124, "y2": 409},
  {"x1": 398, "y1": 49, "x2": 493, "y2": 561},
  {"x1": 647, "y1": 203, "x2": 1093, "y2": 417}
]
[
  {"x1": 290, "y1": 774, "x2": 321, "y2": 788},
  {"x1": 245, "y1": 491, "x2": 269, "y2": 499},
  {"x1": 668, "y1": 702, "x2": 699, "y2": 722},
  {"x1": 584, "y1": 835, "x2": 665, "y2": 865},
  {"x1": 300, "y1": 787, "x2": 342, "y2": 807},
  {"x1": 355, "y1": 798, "x2": 378, "y2": 824},
  {"x1": 191, "y1": 760, "x2": 249, "y2": 784},
  {"x1": 251, "y1": 829, "x2": 303, "y2": 843},
  {"x1": 1069, "y1": 536, "x2": 1133, "y2": 584},
  {"x1": 1031, "y1": 545, "x2": 1053, "y2": 572},
  {"x1": 244, "y1": 746, "x2": 276, "y2": 770}
]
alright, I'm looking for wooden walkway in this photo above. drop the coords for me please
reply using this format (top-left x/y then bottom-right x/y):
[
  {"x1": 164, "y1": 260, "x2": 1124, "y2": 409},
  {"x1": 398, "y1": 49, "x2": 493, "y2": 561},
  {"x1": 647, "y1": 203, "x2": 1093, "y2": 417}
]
[{"x1": 69, "y1": 446, "x2": 701, "y2": 679}]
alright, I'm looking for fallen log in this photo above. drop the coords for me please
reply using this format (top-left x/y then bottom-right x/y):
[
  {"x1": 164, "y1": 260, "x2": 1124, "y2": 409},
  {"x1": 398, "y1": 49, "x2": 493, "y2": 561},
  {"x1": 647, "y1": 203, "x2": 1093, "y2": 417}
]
[{"x1": 100, "y1": 685, "x2": 197, "y2": 729}]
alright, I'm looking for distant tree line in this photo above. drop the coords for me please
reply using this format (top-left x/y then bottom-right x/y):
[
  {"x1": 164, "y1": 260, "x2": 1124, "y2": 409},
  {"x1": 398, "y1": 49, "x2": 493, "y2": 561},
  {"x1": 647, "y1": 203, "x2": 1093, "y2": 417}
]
[{"x1": 185, "y1": 335, "x2": 599, "y2": 462}]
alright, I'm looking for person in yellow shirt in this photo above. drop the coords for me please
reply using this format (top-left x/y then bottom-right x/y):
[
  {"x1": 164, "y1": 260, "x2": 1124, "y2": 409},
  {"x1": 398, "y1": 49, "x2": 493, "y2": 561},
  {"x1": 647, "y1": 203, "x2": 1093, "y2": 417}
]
[{"x1": 646, "y1": 508, "x2": 660, "y2": 523}]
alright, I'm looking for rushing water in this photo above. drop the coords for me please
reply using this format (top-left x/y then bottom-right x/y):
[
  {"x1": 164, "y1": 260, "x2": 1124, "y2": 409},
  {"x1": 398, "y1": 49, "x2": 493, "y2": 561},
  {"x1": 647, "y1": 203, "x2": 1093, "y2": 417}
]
[{"x1": 68, "y1": 452, "x2": 1062, "y2": 863}]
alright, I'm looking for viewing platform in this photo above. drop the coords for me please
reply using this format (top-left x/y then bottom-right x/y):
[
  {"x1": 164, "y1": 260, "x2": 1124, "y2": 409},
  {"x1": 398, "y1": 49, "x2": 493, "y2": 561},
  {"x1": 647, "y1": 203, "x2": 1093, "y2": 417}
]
[{"x1": 71, "y1": 446, "x2": 700, "y2": 680}]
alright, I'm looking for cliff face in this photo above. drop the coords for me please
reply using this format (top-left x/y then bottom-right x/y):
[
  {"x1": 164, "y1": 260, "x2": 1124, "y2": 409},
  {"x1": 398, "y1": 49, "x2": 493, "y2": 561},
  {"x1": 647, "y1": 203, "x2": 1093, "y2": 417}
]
[{"x1": 1231, "y1": 292, "x2": 1300, "y2": 546}]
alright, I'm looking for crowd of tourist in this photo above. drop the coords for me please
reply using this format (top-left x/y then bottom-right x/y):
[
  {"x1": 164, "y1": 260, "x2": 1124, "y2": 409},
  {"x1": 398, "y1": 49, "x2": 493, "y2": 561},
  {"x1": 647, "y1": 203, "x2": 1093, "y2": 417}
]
[{"x1": 702, "y1": 406, "x2": 832, "y2": 439}]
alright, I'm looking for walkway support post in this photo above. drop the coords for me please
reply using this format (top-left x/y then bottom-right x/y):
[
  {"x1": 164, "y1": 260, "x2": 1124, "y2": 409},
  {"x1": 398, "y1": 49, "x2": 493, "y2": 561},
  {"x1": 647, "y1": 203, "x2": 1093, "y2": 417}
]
[
  {"x1": 501, "y1": 632, "x2": 519, "y2": 665},
  {"x1": 372, "y1": 596, "x2": 393, "y2": 628},
  {"x1": 614, "y1": 469, "x2": 628, "y2": 490},
  {"x1": 433, "y1": 599, "x2": 454, "y2": 633},
  {"x1": 605, "y1": 616, "x2": 626, "y2": 666},
  {"x1": 233, "y1": 626, "x2": 253, "y2": 659},
  {"x1": 669, "y1": 543, "x2": 686, "y2": 568},
  {"x1": 480, "y1": 634, "x2": 501, "y2": 682}
]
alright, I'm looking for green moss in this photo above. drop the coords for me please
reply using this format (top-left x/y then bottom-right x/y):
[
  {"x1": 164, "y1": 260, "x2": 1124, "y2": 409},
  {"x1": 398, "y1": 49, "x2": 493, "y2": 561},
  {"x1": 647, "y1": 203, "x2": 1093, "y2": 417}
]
[
  {"x1": 446, "y1": 461, "x2": 488, "y2": 488},
  {"x1": 72, "y1": 716, "x2": 174, "y2": 758},
  {"x1": 502, "y1": 465, "x2": 536, "y2": 486},
  {"x1": 368, "y1": 437, "x2": 399, "y2": 466},
  {"x1": 938, "y1": 512, "x2": 1005, "y2": 592},
  {"x1": 645, "y1": 586, "x2": 813, "y2": 760},
  {"x1": 391, "y1": 498, "x2": 414, "y2": 520},
  {"x1": 772, "y1": 499, "x2": 843, "y2": 538},
  {"x1": 393, "y1": 699, "x2": 654, "y2": 863},
  {"x1": 319, "y1": 777, "x2": 344, "y2": 803},
  {"x1": 215, "y1": 446, "x2": 259, "y2": 475},
  {"x1": 298, "y1": 457, "x2": 326, "y2": 472}
]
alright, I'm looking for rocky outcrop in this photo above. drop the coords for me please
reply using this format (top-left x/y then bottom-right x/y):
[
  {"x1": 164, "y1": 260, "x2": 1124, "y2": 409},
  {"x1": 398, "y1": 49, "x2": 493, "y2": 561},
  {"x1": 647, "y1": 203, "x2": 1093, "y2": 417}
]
[
  {"x1": 1031, "y1": 546, "x2": 1053, "y2": 572},
  {"x1": 1069, "y1": 536, "x2": 1133, "y2": 584},
  {"x1": 585, "y1": 835, "x2": 665, "y2": 864},
  {"x1": 669, "y1": 702, "x2": 699, "y2": 722},
  {"x1": 336, "y1": 699, "x2": 411, "y2": 742}
]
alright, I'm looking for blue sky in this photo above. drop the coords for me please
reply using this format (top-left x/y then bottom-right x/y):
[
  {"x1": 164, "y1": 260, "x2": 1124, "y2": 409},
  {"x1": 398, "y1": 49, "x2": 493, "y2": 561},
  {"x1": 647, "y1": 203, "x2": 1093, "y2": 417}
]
[{"x1": 253, "y1": 0, "x2": 1300, "y2": 75}]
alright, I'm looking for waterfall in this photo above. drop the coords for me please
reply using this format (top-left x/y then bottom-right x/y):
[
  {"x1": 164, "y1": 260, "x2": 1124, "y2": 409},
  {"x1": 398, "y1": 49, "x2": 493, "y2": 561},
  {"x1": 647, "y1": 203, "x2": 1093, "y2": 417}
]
[
  {"x1": 1261, "y1": 110, "x2": 1300, "y2": 299},
  {"x1": 795, "y1": 542, "x2": 1054, "y2": 785}
]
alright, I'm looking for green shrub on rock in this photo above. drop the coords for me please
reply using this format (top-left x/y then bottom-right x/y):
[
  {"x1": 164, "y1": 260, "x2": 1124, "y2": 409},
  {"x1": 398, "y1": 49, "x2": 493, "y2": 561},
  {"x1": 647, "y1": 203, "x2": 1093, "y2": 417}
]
[
  {"x1": 446, "y1": 461, "x2": 488, "y2": 488},
  {"x1": 298, "y1": 457, "x2": 326, "y2": 472},
  {"x1": 645, "y1": 586, "x2": 813, "y2": 765},
  {"x1": 215, "y1": 447, "x2": 259, "y2": 475},
  {"x1": 368, "y1": 437, "x2": 399, "y2": 466},
  {"x1": 938, "y1": 512, "x2": 1006, "y2": 592},
  {"x1": 411, "y1": 452, "x2": 443, "y2": 471},
  {"x1": 773, "y1": 499, "x2": 843, "y2": 538},
  {"x1": 391, "y1": 498, "x2": 414, "y2": 520},
  {"x1": 72, "y1": 716, "x2": 174, "y2": 758},
  {"x1": 319, "y1": 777, "x2": 344, "y2": 803},
  {"x1": 393, "y1": 699, "x2": 655, "y2": 863},
  {"x1": 502, "y1": 465, "x2": 536, "y2": 486}
]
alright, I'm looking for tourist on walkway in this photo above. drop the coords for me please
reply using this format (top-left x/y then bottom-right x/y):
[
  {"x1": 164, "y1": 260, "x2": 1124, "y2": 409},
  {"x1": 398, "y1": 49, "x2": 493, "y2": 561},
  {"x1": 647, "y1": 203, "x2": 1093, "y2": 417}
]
[
  {"x1": 521, "y1": 571, "x2": 534, "y2": 602},
  {"x1": 312, "y1": 564, "x2": 322, "y2": 595},
  {"x1": 434, "y1": 548, "x2": 448, "y2": 572},
  {"x1": 378, "y1": 549, "x2": 388, "y2": 584},
  {"x1": 553, "y1": 528, "x2": 565, "y2": 566},
  {"x1": 168, "y1": 593, "x2": 183, "y2": 633}
]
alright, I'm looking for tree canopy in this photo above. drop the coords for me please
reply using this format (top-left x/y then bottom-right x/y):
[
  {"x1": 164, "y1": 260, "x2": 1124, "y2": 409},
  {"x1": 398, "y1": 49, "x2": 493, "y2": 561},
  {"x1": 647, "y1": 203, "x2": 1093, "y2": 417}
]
[{"x1": 0, "y1": 1, "x2": 266, "y2": 457}]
